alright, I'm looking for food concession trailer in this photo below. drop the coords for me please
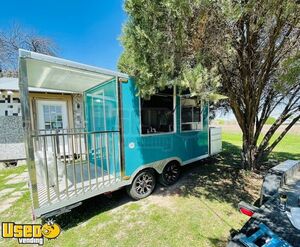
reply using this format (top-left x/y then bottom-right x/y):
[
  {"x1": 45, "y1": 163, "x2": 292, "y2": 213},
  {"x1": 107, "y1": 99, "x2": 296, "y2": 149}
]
[{"x1": 19, "y1": 49, "x2": 222, "y2": 219}]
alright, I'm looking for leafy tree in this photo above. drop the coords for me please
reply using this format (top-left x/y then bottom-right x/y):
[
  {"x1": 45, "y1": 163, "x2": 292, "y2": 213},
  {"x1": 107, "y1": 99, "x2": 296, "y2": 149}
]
[
  {"x1": 119, "y1": 0, "x2": 300, "y2": 170},
  {"x1": 118, "y1": 0, "x2": 220, "y2": 98}
]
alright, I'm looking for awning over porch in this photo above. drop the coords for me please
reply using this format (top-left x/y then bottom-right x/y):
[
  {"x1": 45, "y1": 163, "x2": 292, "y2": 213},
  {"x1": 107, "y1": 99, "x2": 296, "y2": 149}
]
[{"x1": 19, "y1": 49, "x2": 129, "y2": 93}]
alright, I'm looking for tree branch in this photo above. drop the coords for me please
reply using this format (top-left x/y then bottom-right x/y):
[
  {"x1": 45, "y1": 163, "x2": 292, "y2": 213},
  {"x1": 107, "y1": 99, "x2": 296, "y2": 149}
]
[{"x1": 266, "y1": 114, "x2": 300, "y2": 154}]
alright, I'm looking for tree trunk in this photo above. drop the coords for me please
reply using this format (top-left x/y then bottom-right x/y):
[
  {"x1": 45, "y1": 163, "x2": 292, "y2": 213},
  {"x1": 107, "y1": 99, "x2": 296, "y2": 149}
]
[
  {"x1": 242, "y1": 144, "x2": 256, "y2": 170},
  {"x1": 242, "y1": 134, "x2": 270, "y2": 170},
  {"x1": 241, "y1": 133, "x2": 261, "y2": 170}
]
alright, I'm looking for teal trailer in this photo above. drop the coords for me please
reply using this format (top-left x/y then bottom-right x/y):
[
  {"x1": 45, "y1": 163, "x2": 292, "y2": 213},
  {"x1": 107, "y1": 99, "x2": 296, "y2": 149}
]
[{"x1": 19, "y1": 50, "x2": 222, "y2": 218}]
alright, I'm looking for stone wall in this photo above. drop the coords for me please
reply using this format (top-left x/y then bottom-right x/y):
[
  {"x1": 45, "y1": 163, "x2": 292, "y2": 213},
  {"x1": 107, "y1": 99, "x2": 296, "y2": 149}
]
[
  {"x1": 0, "y1": 116, "x2": 24, "y2": 144},
  {"x1": 0, "y1": 115, "x2": 25, "y2": 160},
  {"x1": 72, "y1": 94, "x2": 84, "y2": 129},
  {"x1": 0, "y1": 143, "x2": 26, "y2": 161},
  {"x1": 0, "y1": 91, "x2": 24, "y2": 144},
  {"x1": 0, "y1": 91, "x2": 25, "y2": 161},
  {"x1": 0, "y1": 92, "x2": 84, "y2": 161}
]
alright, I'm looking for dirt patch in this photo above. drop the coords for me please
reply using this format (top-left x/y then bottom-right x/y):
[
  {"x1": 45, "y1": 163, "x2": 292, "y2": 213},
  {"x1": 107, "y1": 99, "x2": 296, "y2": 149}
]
[
  {"x1": 148, "y1": 161, "x2": 263, "y2": 209},
  {"x1": 0, "y1": 196, "x2": 20, "y2": 213},
  {"x1": 241, "y1": 171, "x2": 263, "y2": 201},
  {"x1": 0, "y1": 188, "x2": 15, "y2": 197},
  {"x1": 11, "y1": 191, "x2": 26, "y2": 197},
  {"x1": 5, "y1": 172, "x2": 28, "y2": 185},
  {"x1": 145, "y1": 193, "x2": 177, "y2": 211},
  {"x1": 143, "y1": 175, "x2": 194, "y2": 212},
  {"x1": 5, "y1": 173, "x2": 18, "y2": 179}
]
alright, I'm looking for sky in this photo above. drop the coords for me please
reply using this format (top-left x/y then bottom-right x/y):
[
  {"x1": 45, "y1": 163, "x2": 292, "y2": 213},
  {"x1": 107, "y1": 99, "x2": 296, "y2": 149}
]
[{"x1": 0, "y1": 0, "x2": 127, "y2": 70}]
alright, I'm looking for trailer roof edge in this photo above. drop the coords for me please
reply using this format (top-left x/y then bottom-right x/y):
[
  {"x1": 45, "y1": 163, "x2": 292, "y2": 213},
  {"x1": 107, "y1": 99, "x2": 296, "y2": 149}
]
[{"x1": 19, "y1": 49, "x2": 129, "y2": 79}]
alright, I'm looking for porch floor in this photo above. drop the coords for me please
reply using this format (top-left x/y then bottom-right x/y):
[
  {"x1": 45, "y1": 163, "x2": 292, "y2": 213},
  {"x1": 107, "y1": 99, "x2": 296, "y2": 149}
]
[{"x1": 36, "y1": 160, "x2": 122, "y2": 208}]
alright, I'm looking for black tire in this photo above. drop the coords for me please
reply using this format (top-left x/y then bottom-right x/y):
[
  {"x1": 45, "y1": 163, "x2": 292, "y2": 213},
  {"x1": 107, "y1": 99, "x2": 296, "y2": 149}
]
[
  {"x1": 126, "y1": 170, "x2": 156, "y2": 200},
  {"x1": 159, "y1": 161, "x2": 181, "y2": 186}
]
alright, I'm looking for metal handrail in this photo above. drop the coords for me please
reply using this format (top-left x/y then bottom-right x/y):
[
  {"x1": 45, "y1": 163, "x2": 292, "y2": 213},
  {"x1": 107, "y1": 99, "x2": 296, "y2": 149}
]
[
  {"x1": 32, "y1": 128, "x2": 122, "y2": 209},
  {"x1": 31, "y1": 129, "x2": 120, "y2": 138}
]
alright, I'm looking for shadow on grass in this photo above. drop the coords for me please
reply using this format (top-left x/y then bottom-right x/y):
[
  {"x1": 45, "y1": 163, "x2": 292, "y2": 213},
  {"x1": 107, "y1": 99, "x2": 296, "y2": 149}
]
[
  {"x1": 269, "y1": 151, "x2": 300, "y2": 163},
  {"x1": 208, "y1": 237, "x2": 228, "y2": 247},
  {"x1": 54, "y1": 188, "x2": 130, "y2": 229},
  {"x1": 156, "y1": 141, "x2": 256, "y2": 207},
  {"x1": 55, "y1": 141, "x2": 298, "y2": 230},
  {"x1": 55, "y1": 141, "x2": 243, "y2": 229}
]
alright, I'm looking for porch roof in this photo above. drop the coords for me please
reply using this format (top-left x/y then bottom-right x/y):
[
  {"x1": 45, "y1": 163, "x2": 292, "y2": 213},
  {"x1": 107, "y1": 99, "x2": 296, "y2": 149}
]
[
  {"x1": 19, "y1": 49, "x2": 129, "y2": 93},
  {"x1": 0, "y1": 77, "x2": 75, "y2": 93}
]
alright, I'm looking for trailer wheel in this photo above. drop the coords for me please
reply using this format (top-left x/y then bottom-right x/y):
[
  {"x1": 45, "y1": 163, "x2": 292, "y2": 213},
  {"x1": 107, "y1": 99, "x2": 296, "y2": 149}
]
[
  {"x1": 159, "y1": 161, "x2": 181, "y2": 186},
  {"x1": 126, "y1": 170, "x2": 156, "y2": 200}
]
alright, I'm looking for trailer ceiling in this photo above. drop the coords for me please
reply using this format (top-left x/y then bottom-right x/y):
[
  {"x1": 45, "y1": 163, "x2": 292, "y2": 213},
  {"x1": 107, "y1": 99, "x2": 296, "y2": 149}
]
[{"x1": 19, "y1": 49, "x2": 129, "y2": 93}]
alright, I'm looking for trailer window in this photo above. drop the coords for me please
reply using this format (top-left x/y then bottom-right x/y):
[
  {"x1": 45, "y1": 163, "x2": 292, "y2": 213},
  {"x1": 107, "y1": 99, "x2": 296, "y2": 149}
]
[
  {"x1": 141, "y1": 91, "x2": 174, "y2": 135},
  {"x1": 181, "y1": 98, "x2": 202, "y2": 131}
]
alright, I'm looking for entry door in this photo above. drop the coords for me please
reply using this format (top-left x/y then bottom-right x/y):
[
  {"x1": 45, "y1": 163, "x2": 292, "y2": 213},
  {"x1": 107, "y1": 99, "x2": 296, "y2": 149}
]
[
  {"x1": 36, "y1": 100, "x2": 69, "y2": 153},
  {"x1": 36, "y1": 100, "x2": 69, "y2": 131},
  {"x1": 84, "y1": 80, "x2": 120, "y2": 175},
  {"x1": 88, "y1": 91, "x2": 106, "y2": 132}
]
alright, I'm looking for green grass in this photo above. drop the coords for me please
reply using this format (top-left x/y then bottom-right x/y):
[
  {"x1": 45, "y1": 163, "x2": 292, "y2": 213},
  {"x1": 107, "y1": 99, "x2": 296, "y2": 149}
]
[
  {"x1": 0, "y1": 130, "x2": 299, "y2": 247},
  {"x1": 215, "y1": 119, "x2": 225, "y2": 125},
  {"x1": 222, "y1": 130, "x2": 300, "y2": 162},
  {"x1": 265, "y1": 117, "x2": 276, "y2": 125}
]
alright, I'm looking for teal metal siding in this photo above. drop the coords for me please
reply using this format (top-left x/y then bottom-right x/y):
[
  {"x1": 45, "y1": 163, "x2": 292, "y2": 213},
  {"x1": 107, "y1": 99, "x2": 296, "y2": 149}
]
[{"x1": 122, "y1": 78, "x2": 209, "y2": 176}]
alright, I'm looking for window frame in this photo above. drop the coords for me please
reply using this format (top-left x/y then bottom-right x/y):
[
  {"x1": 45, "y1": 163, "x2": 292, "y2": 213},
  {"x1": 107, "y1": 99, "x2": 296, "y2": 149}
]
[
  {"x1": 180, "y1": 96, "x2": 203, "y2": 133},
  {"x1": 139, "y1": 87, "x2": 176, "y2": 136},
  {"x1": 42, "y1": 104, "x2": 64, "y2": 130}
]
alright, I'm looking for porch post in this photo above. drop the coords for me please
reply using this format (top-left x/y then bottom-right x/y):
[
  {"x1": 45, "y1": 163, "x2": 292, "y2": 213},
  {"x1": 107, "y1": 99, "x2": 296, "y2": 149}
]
[
  {"x1": 19, "y1": 51, "x2": 39, "y2": 211},
  {"x1": 117, "y1": 77, "x2": 126, "y2": 178}
]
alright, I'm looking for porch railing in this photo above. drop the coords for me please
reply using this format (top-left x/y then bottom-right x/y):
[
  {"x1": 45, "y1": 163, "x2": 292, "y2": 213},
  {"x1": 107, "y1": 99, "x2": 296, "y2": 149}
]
[{"x1": 31, "y1": 128, "x2": 121, "y2": 208}]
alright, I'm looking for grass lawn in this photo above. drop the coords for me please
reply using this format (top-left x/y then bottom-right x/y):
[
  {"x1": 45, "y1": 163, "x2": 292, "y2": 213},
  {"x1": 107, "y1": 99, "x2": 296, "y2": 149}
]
[
  {"x1": 222, "y1": 128, "x2": 300, "y2": 162},
  {"x1": 0, "y1": 130, "x2": 299, "y2": 247}
]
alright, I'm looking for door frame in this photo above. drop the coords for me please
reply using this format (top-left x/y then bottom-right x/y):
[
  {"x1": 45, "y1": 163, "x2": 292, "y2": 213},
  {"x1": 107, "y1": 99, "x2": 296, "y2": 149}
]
[
  {"x1": 29, "y1": 93, "x2": 74, "y2": 131},
  {"x1": 36, "y1": 99, "x2": 69, "y2": 131},
  {"x1": 86, "y1": 89, "x2": 106, "y2": 132},
  {"x1": 117, "y1": 77, "x2": 126, "y2": 178},
  {"x1": 83, "y1": 78, "x2": 126, "y2": 177}
]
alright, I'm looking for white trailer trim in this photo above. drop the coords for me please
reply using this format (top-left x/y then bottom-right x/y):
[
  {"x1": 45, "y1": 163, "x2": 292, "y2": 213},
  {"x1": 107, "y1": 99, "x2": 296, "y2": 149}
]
[{"x1": 19, "y1": 49, "x2": 128, "y2": 93}]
